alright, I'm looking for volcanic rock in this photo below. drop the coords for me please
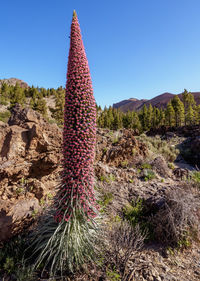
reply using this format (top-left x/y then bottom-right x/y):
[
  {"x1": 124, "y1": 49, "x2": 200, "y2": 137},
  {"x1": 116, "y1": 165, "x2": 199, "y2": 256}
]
[{"x1": 0, "y1": 104, "x2": 62, "y2": 241}]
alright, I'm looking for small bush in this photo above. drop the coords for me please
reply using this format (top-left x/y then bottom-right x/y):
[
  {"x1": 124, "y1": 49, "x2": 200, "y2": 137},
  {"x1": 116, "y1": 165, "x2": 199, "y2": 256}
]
[
  {"x1": 132, "y1": 148, "x2": 137, "y2": 155},
  {"x1": 142, "y1": 169, "x2": 156, "y2": 181},
  {"x1": 120, "y1": 160, "x2": 128, "y2": 168},
  {"x1": 106, "y1": 268, "x2": 121, "y2": 281},
  {"x1": 103, "y1": 147, "x2": 108, "y2": 153},
  {"x1": 123, "y1": 198, "x2": 144, "y2": 226},
  {"x1": 122, "y1": 185, "x2": 199, "y2": 249},
  {"x1": 0, "y1": 110, "x2": 11, "y2": 122},
  {"x1": 150, "y1": 187, "x2": 199, "y2": 247},
  {"x1": 99, "y1": 174, "x2": 115, "y2": 183},
  {"x1": 123, "y1": 198, "x2": 152, "y2": 237},
  {"x1": 0, "y1": 234, "x2": 33, "y2": 279},
  {"x1": 136, "y1": 134, "x2": 179, "y2": 162},
  {"x1": 192, "y1": 171, "x2": 200, "y2": 184},
  {"x1": 97, "y1": 191, "x2": 113, "y2": 210},
  {"x1": 47, "y1": 119, "x2": 57, "y2": 125},
  {"x1": 0, "y1": 99, "x2": 9, "y2": 105},
  {"x1": 168, "y1": 162, "x2": 175, "y2": 170},
  {"x1": 104, "y1": 221, "x2": 146, "y2": 279},
  {"x1": 3, "y1": 257, "x2": 15, "y2": 274},
  {"x1": 140, "y1": 163, "x2": 152, "y2": 170},
  {"x1": 112, "y1": 138, "x2": 119, "y2": 144}
]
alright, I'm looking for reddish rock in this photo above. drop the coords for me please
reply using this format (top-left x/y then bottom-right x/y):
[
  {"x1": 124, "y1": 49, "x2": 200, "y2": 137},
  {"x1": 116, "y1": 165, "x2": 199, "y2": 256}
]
[{"x1": 0, "y1": 104, "x2": 62, "y2": 242}]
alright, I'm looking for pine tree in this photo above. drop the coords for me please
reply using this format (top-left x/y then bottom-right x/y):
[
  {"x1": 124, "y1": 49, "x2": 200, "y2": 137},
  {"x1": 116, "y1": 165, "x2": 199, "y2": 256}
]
[
  {"x1": 141, "y1": 104, "x2": 148, "y2": 130},
  {"x1": 182, "y1": 89, "x2": 189, "y2": 109},
  {"x1": 103, "y1": 108, "x2": 111, "y2": 128},
  {"x1": 97, "y1": 111, "x2": 105, "y2": 127},
  {"x1": 181, "y1": 89, "x2": 196, "y2": 125},
  {"x1": 131, "y1": 111, "x2": 142, "y2": 131},
  {"x1": 32, "y1": 11, "x2": 99, "y2": 275},
  {"x1": 159, "y1": 108, "x2": 165, "y2": 126},
  {"x1": 113, "y1": 109, "x2": 122, "y2": 130},
  {"x1": 10, "y1": 83, "x2": 26, "y2": 107},
  {"x1": 107, "y1": 106, "x2": 114, "y2": 128},
  {"x1": 147, "y1": 104, "x2": 153, "y2": 129},
  {"x1": 186, "y1": 104, "x2": 194, "y2": 125},
  {"x1": 122, "y1": 110, "x2": 132, "y2": 128},
  {"x1": 35, "y1": 98, "x2": 48, "y2": 117},
  {"x1": 152, "y1": 107, "x2": 160, "y2": 128},
  {"x1": 0, "y1": 82, "x2": 10, "y2": 105},
  {"x1": 52, "y1": 87, "x2": 65, "y2": 124},
  {"x1": 194, "y1": 105, "x2": 200, "y2": 124},
  {"x1": 171, "y1": 95, "x2": 185, "y2": 126},
  {"x1": 165, "y1": 101, "x2": 175, "y2": 126}
]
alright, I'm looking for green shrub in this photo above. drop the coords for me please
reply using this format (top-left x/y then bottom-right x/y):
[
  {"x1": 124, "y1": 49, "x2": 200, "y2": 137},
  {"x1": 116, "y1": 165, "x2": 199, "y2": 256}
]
[
  {"x1": 192, "y1": 171, "x2": 200, "y2": 184},
  {"x1": 0, "y1": 110, "x2": 11, "y2": 122},
  {"x1": 103, "y1": 147, "x2": 108, "y2": 153},
  {"x1": 143, "y1": 169, "x2": 156, "y2": 181},
  {"x1": 132, "y1": 148, "x2": 137, "y2": 155},
  {"x1": 140, "y1": 163, "x2": 152, "y2": 169},
  {"x1": 48, "y1": 119, "x2": 57, "y2": 125},
  {"x1": 0, "y1": 235, "x2": 29, "y2": 277},
  {"x1": 99, "y1": 174, "x2": 115, "y2": 183},
  {"x1": 112, "y1": 137, "x2": 119, "y2": 144},
  {"x1": 120, "y1": 160, "x2": 128, "y2": 168},
  {"x1": 168, "y1": 162, "x2": 175, "y2": 170},
  {"x1": 177, "y1": 235, "x2": 191, "y2": 249},
  {"x1": 97, "y1": 191, "x2": 113, "y2": 208},
  {"x1": 0, "y1": 99, "x2": 9, "y2": 105},
  {"x1": 106, "y1": 268, "x2": 121, "y2": 281},
  {"x1": 123, "y1": 198, "x2": 153, "y2": 240},
  {"x1": 123, "y1": 198, "x2": 144, "y2": 226},
  {"x1": 136, "y1": 134, "x2": 179, "y2": 162},
  {"x1": 3, "y1": 257, "x2": 15, "y2": 274}
]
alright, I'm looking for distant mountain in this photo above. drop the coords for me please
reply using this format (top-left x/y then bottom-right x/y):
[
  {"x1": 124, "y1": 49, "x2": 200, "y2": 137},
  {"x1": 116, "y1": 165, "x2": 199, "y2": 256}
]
[
  {"x1": 0, "y1": 78, "x2": 29, "y2": 88},
  {"x1": 113, "y1": 92, "x2": 200, "y2": 112}
]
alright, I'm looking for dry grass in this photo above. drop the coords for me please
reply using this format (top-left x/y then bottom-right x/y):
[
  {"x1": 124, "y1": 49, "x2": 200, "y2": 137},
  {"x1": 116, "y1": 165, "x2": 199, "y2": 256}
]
[
  {"x1": 103, "y1": 221, "x2": 146, "y2": 279},
  {"x1": 150, "y1": 186, "x2": 200, "y2": 247}
]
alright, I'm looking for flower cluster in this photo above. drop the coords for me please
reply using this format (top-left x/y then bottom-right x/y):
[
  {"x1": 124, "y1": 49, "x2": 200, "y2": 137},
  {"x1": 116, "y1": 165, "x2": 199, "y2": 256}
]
[{"x1": 55, "y1": 11, "x2": 97, "y2": 222}]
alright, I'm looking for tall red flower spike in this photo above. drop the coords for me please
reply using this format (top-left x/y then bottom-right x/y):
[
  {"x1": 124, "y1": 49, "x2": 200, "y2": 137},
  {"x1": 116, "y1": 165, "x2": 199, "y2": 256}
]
[
  {"x1": 31, "y1": 11, "x2": 99, "y2": 275},
  {"x1": 55, "y1": 10, "x2": 97, "y2": 223}
]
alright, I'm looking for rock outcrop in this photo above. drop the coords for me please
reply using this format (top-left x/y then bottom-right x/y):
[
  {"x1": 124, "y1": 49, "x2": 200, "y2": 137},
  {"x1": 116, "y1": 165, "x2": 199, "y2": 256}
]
[
  {"x1": 96, "y1": 129, "x2": 147, "y2": 166},
  {"x1": 95, "y1": 129, "x2": 148, "y2": 182},
  {"x1": 0, "y1": 104, "x2": 62, "y2": 241},
  {"x1": 0, "y1": 78, "x2": 29, "y2": 88}
]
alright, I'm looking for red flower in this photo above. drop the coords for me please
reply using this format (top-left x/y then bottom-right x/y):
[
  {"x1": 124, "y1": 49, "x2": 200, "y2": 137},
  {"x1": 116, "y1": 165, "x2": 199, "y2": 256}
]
[{"x1": 55, "y1": 10, "x2": 97, "y2": 221}]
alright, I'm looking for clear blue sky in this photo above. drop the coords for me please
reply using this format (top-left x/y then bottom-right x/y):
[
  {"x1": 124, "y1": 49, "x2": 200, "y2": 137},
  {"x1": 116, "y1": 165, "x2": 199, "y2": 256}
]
[{"x1": 0, "y1": 0, "x2": 200, "y2": 107}]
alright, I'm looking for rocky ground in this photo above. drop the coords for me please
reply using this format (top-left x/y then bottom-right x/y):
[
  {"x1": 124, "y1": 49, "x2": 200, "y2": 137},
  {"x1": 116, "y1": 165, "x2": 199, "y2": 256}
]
[{"x1": 0, "y1": 105, "x2": 200, "y2": 280}]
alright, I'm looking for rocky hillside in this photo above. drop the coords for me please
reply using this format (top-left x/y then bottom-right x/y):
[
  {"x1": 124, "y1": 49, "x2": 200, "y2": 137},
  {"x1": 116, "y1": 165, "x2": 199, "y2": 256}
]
[
  {"x1": 0, "y1": 105, "x2": 200, "y2": 280},
  {"x1": 0, "y1": 78, "x2": 29, "y2": 88},
  {"x1": 113, "y1": 92, "x2": 200, "y2": 112}
]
